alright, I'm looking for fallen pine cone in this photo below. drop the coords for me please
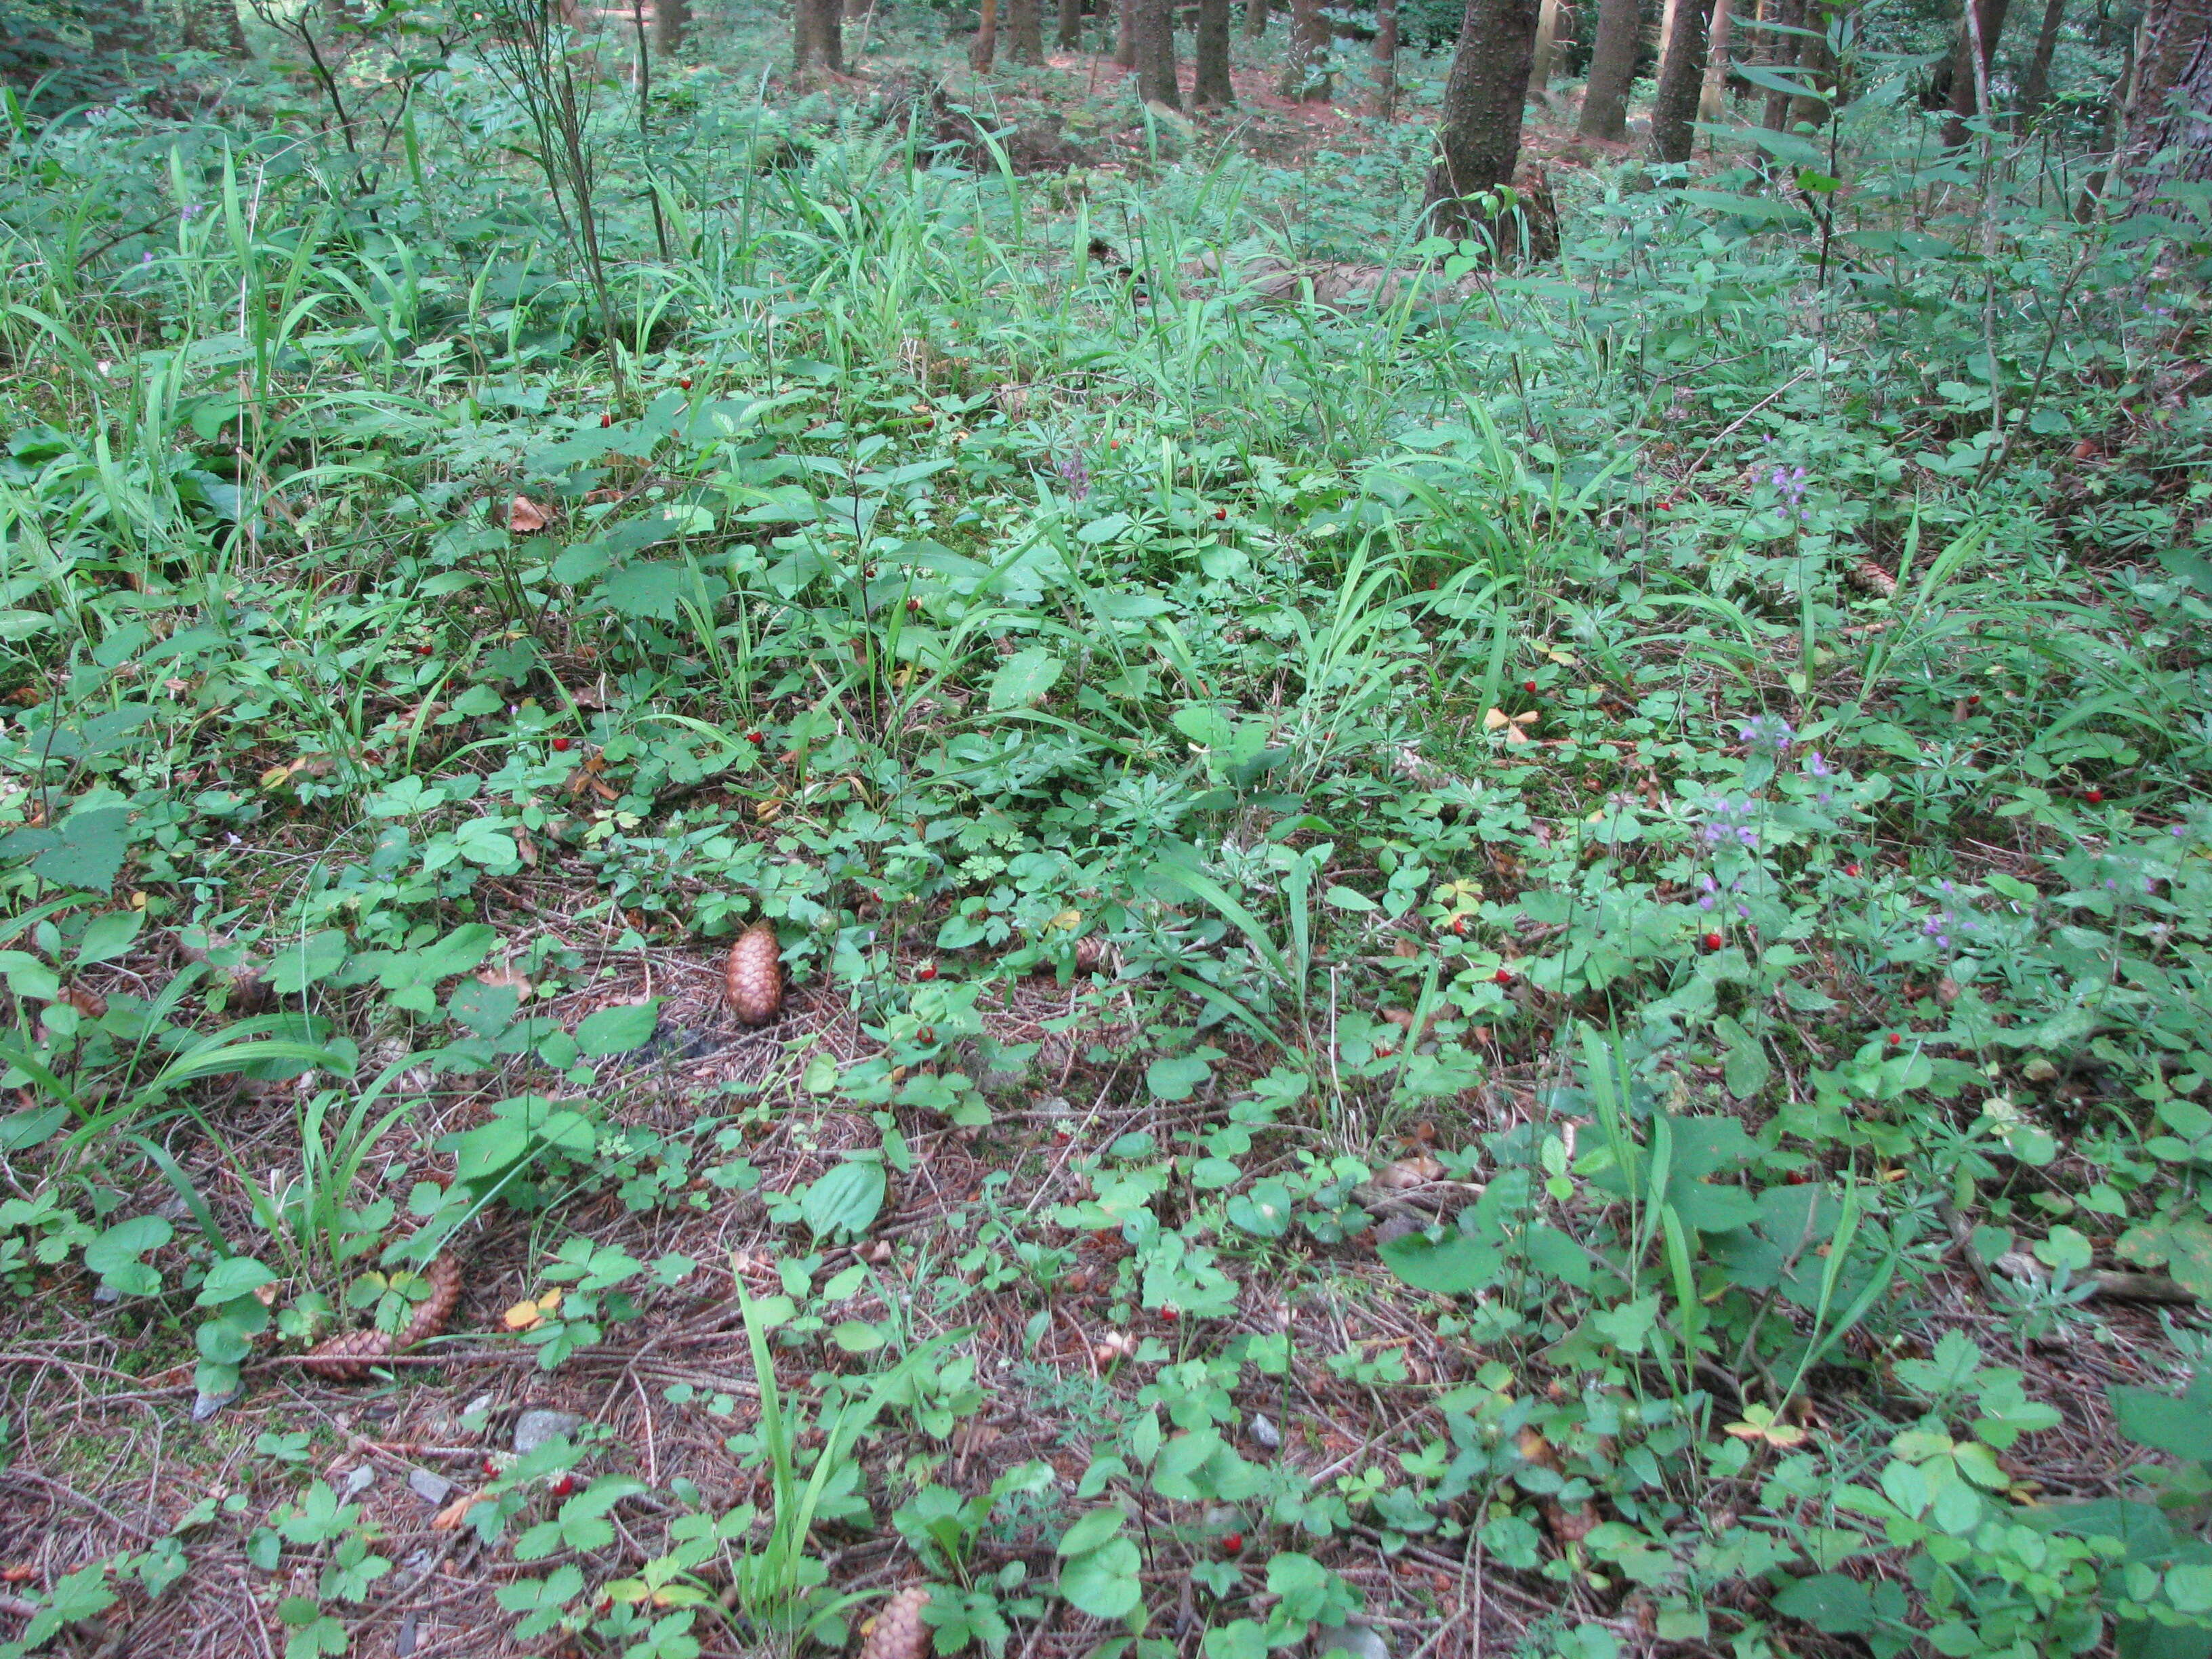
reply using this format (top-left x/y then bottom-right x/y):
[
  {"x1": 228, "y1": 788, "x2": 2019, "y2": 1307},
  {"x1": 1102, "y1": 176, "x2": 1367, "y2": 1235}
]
[
  {"x1": 304, "y1": 1251, "x2": 464, "y2": 1382},
  {"x1": 855, "y1": 1586, "x2": 931, "y2": 1659},
  {"x1": 1847, "y1": 558, "x2": 1898, "y2": 598},
  {"x1": 724, "y1": 920, "x2": 784, "y2": 1025}
]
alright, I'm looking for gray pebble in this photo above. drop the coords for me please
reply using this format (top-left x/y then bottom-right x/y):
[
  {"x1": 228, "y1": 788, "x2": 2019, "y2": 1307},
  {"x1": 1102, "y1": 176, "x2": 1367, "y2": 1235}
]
[
  {"x1": 1249, "y1": 1412, "x2": 1282, "y2": 1450},
  {"x1": 1312, "y1": 1621, "x2": 1390, "y2": 1659},
  {"x1": 339, "y1": 1465, "x2": 375, "y2": 1499},
  {"x1": 407, "y1": 1469, "x2": 453, "y2": 1504},
  {"x1": 512, "y1": 1408, "x2": 583, "y2": 1454},
  {"x1": 190, "y1": 1387, "x2": 239, "y2": 1422}
]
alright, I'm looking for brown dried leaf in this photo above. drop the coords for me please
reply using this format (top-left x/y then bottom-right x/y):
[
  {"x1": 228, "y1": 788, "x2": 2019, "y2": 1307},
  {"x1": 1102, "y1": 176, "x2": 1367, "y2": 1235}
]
[
  {"x1": 1373, "y1": 1153, "x2": 1444, "y2": 1189},
  {"x1": 724, "y1": 922, "x2": 784, "y2": 1026},
  {"x1": 477, "y1": 965, "x2": 533, "y2": 1002},
  {"x1": 430, "y1": 1492, "x2": 490, "y2": 1531},
  {"x1": 506, "y1": 495, "x2": 550, "y2": 533}
]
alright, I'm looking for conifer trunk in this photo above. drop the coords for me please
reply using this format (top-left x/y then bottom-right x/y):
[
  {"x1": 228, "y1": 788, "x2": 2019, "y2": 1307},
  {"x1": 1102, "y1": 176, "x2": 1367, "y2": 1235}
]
[
  {"x1": 1528, "y1": 0, "x2": 1562, "y2": 94},
  {"x1": 1059, "y1": 0, "x2": 1083, "y2": 49},
  {"x1": 1195, "y1": 0, "x2": 1236, "y2": 102},
  {"x1": 1135, "y1": 0, "x2": 1181, "y2": 100},
  {"x1": 1425, "y1": 0, "x2": 1541, "y2": 240},
  {"x1": 2017, "y1": 0, "x2": 2066, "y2": 119},
  {"x1": 1010, "y1": 0, "x2": 1044, "y2": 60},
  {"x1": 972, "y1": 0, "x2": 1000, "y2": 68},
  {"x1": 1576, "y1": 0, "x2": 1641, "y2": 139},
  {"x1": 1281, "y1": 0, "x2": 1332, "y2": 96},
  {"x1": 1372, "y1": 0, "x2": 1399, "y2": 113},
  {"x1": 1698, "y1": 0, "x2": 1734, "y2": 121},
  {"x1": 1942, "y1": 0, "x2": 2013, "y2": 144},
  {"x1": 1648, "y1": 0, "x2": 1711, "y2": 160}
]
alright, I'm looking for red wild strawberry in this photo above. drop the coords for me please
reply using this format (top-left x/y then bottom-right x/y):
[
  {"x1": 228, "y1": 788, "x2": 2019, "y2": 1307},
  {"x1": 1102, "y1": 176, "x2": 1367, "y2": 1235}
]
[
  {"x1": 907, "y1": 597, "x2": 922, "y2": 613},
  {"x1": 1523, "y1": 679, "x2": 1538, "y2": 695},
  {"x1": 417, "y1": 644, "x2": 434, "y2": 655},
  {"x1": 2084, "y1": 787, "x2": 2104, "y2": 803},
  {"x1": 482, "y1": 1457, "x2": 499, "y2": 1477},
  {"x1": 1702, "y1": 931, "x2": 1723, "y2": 952},
  {"x1": 916, "y1": 962, "x2": 937, "y2": 981},
  {"x1": 1493, "y1": 967, "x2": 1513, "y2": 985},
  {"x1": 547, "y1": 1473, "x2": 577, "y2": 1498},
  {"x1": 1886, "y1": 1032, "x2": 1902, "y2": 1047},
  {"x1": 680, "y1": 376, "x2": 693, "y2": 390},
  {"x1": 1844, "y1": 862, "x2": 1862, "y2": 878},
  {"x1": 1450, "y1": 915, "x2": 1471, "y2": 936},
  {"x1": 552, "y1": 737, "x2": 572, "y2": 752},
  {"x1": 1214, "y1": 508, "x2": 1227, "y2": 520},
  {"x1": 1967, "y1": 693, "x2": 1982, "y2": 705},
  {"x1": 599, "y1": 412, "x2": 613, "y2": 428},
  {"x1": 1160, "y1": 1307, "x2": 1179, "y2": 1322},
  {"x1": 1222, "y1": 1532, "x2": 1244, "y2": 1555},
  {"x1": 745, "y1": 731, "x2": 764, "y2": 744}
]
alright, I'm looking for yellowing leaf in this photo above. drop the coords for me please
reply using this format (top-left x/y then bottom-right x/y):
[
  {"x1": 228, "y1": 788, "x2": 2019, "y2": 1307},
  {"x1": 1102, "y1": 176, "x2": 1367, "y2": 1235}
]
[
  {"x1": 1048, "y1": 908, "x2": 1082, "y2": 933},
  {"x1": 502, "y1": 1299, "x2": 544, "y2": 1331},
  {"x1": 1724, "y1": 1404, "x2": 1807, "y2": 1446},
  {"x1": 506, "y1": 495, "x2": 550, "y2": 532}
]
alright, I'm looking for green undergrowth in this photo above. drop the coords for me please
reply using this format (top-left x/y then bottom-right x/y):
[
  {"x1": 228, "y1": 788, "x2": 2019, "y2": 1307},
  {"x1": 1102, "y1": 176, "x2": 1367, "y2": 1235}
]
[{"x1": 3, "y1": 13, "x2": 2212, "y2": 1659}]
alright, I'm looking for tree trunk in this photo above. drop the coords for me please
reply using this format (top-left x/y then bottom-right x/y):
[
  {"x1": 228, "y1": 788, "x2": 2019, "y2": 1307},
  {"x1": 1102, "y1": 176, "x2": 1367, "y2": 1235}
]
[
  {"x1": 972, "y1": 0, "x2": 1000, "y2": 67},
  {"x1": 1195, "y1": 0, "x2": 1235, "y2": 100},
  {"x1": 1942, "y1": 0, "x2": 2013, "y2": 144},
  {"x1": 1698, "y1": 0, "x2": 1734, "y2": 121},
  {"x1": 1372, "y1": 0, "x2": 1399, "y2": 112},
  {"x1": 1528, "y1": 0, "x2": 1562, "y2": 94},
  {"x1": 1010, "y1": 0, "x2": 1045, "y2": 59},
  {"x1": 1280, "y1": 0, "x2": 1332, "y2": 96},
  {"x1": 1245, "y1": 0, "x2": 1267, "y2": 34},
  {"x1": 1425, "y1": 0, "x2": 1542, "y2": 242},
  {"x1": 1135, "y1": 0, "x2": 1181, "y2": 100},
  {"x1": 1059, "y1": 0, "x2": 1084, "y2": 49},
  {"x1": 654, "y1": 0, "x2": 691, "y2": 54},
  {"x1": 1116, "y1": 0, "x2": 1137, "y2": 65},
  {"x1": 2017, "y1": 0, "x2": 2066, "y2": 117},
  {"x1": 2123, "y1": 0, "x2": 2212, "y2": 204},
  {"x1": 795, "y1": 0, "x2": 844, "y2": 76},
  {"x1": 1577, "y1": 0, "x2": 1641, "y2": 138},
  {"x1": 1648, "y1": 0, "x2": 1710, "y2": 159},
  {"x1": 1761, "y1": 0, "x2": 1804, "y2": 127},
  {"x1": 1789, "y1": 0, "x2": 1831, "y2": 127},
  {"x1": 181, "y1": 0, "x2": 251, "y2": 55},
  {"x1": 1657, "y1": 0, "x2": 1681, "y2": 69}
]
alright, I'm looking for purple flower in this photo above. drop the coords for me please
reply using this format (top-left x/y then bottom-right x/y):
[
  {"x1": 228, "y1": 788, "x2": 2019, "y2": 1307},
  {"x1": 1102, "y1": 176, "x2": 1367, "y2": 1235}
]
[
  {"x1": 1805, "y1": 750, "x2": 1830, "y2": 777},
  {"x1": 1054, "y1": 451, "x2": 1090, "y2": 502},
  {"x1": 1739, "y1": 714, "x2": 1795, "y2": 754}
]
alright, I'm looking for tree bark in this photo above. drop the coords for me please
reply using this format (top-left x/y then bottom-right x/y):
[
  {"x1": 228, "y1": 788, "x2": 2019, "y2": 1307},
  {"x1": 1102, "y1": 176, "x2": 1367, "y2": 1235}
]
[
  {"x1": 1576, "y1": 0, "x2": 1640, "y2": 138},
  {"x1": 1789, "y1": 0, "x2": 1832, "y2": 127},
  {"x1": 1425, "y1": 0, "x2": 1542, "y2": 241},
  {"x1": 1942, "y1": 0, "x2": 2013, "y2": 144},
  {"x1": 1371, "y1": 0, "x2": 1399, "y2": 112},
  {"x1": 1135, "y1": 0, "x2": 1181, "y2": 100},
  {"x1": 1699, "y1": 0, "x2": 1734, "y2": 121},
  {"x1": 972, "y1": 0, "x2": 1000, "y2": 68},
  {"x1": 1116, "y1": 0, "x2": 1137, "y2": 66},
  {"x1": 1195, "y1": 0, "x2": 1235, "y2": 101},
  {"x1": 1760, "y1": 0, "x2": 1804, "y2": 127},
  {"x1": 181, "y1": 0, "x2": 251, "y2": 56},
  {"x1": 1656, "y1": 0, "x2": 1681, "y2": 70},
  {"x1": 1280, "y1": 0, "x2": 1332, "y2": 96},
  {"x1": 2123, "y1": 0, "x2": 2212, "y2": 205},
  {"x1": 1528, "y1": 0, "x2": 1562, "y2": 94},
  {"x1": 654, "y1": 0, "x2": 691, "y2": 54},
  {"x1": 2017, "y1": 0, "x2": 2066, "y2": 118},
  {"x1": 1059, "y1": 0, "x2": 1084, "y2": 49},
  {"x1": 1010, "y1": 0, "x2": 1045, "y2": 60},
  {"x1": 1245, "y1": 0, "x2": 1268, "y2": 35},
  {"x1": 1648, "y1": 0, "x2": 1710, "y2": 159}
]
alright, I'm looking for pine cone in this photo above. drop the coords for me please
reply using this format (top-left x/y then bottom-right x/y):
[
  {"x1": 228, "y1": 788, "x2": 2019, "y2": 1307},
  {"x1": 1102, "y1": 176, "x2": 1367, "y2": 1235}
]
[
  {"x1": 304, "y1": 1252, "x2": 463, "y2": 1382},
  {"x1": 1847, "y1": 558, "x2": 1898, "y2": 598},
  {"x1": 856, "y1": 1586, "x2": 931, "y2": 1659},
  {"x1": 724, "y1": 921, "x2": 784, "y2": 1025}
]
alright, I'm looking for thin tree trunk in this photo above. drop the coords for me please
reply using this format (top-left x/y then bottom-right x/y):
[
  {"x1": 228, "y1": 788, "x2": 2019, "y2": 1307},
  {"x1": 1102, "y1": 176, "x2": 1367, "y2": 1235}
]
[
  {"x1": 1761, "y1": 0, "x2": 1804, "y2": 127},
  {"x1": 1528, "y1": 0, "x2": 1563, "y2": 94},
  {"x1": 1135, "y1": 0, "x2": 1181, "y2": 99},
  {"x1": 1425, "y1": 0, "x2": 1542, "y2": 243},
  {"x1": 1245, "y1": 0, "x2": 1267, "y2": 34},
  {"x1": 1657, "y1": 0, "x2": 1682, "y2": 70},
  {"x1": 181, "y1": 0, "x2": 251, "y2": 56},
  {"x1": 1372, "y1": 0, "x2": 1399, "y2": 113},
  {"x1": 1059, "y1": 0, "x2": 1083, "y2": 48},
  {"x1": 1195, "y1": 0, "x2": 1235, "y2": 101},
  {"x1": 1116, "y1": 0, "x2": 1137, "y2": 65},
  {"x1": 796, "y1": 0, "x2": 844, "y2": 76},
  {"x1": 1577, "y1": 0, "x2": 1640, "y2": 138},
  {"x1": 2017, "y1": 0, "x2": 2066, "y2": 117},
  {"x1": 1281, "y1": 0, "x2": 1331, "y2": 96},
  {"x1": 1790, "y1": 0, "x2": 1832, "y2": 128},
  {"x1": 2123, "y1": 0, "x2": 2212, "y2": 204},
  {"x1": 1942, "y1": 0, "x2": 2013, "y2": 143},
  {"x1": 654, "y1": 0, "x2": 691, "y2": 53},
  {"x1": 1010, "y1": 0, "x2": 1045, "y2": 59},
  {"x1": 1699, "y1": 0, "x2": 1735, "y2": 121},
  {"x1": 1649, "y1": 0, "x2": 1710, "y2": 159},
  {"x1": 972, "y1": 0, "x2": 1000, "y2": 67}
]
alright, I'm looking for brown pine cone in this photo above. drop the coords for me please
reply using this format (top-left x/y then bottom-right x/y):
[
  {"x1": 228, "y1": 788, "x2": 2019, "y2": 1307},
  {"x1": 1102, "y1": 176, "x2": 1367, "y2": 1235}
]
[
  {"x1": 724, "y1": 920, "x2": 783, "y2": 1025},
  {"x1": 855, "y1": 1586, "x2": 931, "y2": 1659},
  {"x1": 304, "y1": 1252, "x2": 463, "y2": 1382}
]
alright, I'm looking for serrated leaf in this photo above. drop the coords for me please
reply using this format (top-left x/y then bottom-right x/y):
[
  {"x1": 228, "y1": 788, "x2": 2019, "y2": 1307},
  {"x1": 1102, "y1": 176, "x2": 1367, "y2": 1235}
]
[{"x1": 987, "y1": 647, "x2": 1064, "y2": 712}]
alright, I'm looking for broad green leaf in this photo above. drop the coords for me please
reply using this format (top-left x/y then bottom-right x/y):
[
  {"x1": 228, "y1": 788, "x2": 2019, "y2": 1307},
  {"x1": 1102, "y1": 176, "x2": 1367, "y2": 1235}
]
[{"x1": 987, "y1": 647, "x2": 1065, "y2": 711}]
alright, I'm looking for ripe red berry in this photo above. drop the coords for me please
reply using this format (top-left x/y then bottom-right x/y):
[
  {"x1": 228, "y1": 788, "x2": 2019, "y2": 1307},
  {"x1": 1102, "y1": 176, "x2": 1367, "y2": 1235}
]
[
  {"x1": 1449, "y1": 915, "x2": 1471, "y2": 936},
  {"x1": 417, "y1": 644, "x2": 434, "y2": 655},
  {"x1": 1844, "y1": 862, "x2": 1862, "y2": 878},
  {"x1": 906, "y1": 597, "x2": 922, "y2": 613},
  {"x1": 547, "y1": 1473, "x2": 577, "y2": 1498},
  {"x1": 1967, "y1": 693, "x2": 1982, "y2": 706},
  {"x1": 1492, "y1": 967, "x2": 1513, "y2": 985},
  {"x1": 1886, "y1": 1032, "x2": 1902, "y2": 1047},
  {"x1": 916, "y1": 962, "x2": 937, "y2": 981},
  {"x1": 745, "y1": 731, "x2": 764, "y2": 744},
  {"x1": 680, "y1": 376, "x2": 693, "y2": 390},
  {"x1": 1523, "y1": 679, "x2": 1538, "y2": 695},
  {"x1": 1108, "y1": 440, "x2": 1119, "y2": 450},
  {"x1": 1702, "y1": 931, "x2": 1723, "y2": 952},
  {"x1": 481, "y1": 1457, "x2": 499, "y2": 1477},
  {"x1": 552, "y1": 737, "x2": 572, "y2": 752},
  {"x1": 2084, "y1": 787, "x2": 2104, "y2": 803},
  {"x1": 1214, "y1": 508, "x2": 1227, "y2": 520},
  {"x1": 1160, "y1": 1307, "x2": 1179, "y2": 1322},
  {"x1": 599, "y1": 412, "x2": 613, "y2": 428},
  {"x1": 1222, "y1": 1532, "x2": 1244, "y2": 1555}
]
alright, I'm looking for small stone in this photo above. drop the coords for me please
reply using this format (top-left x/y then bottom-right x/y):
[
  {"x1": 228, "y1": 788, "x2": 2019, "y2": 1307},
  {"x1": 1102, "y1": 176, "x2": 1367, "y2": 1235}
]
[
  {"x1": 1311, "y1": 1621, "x2": 1391, "y2": 1659},
  {"x1": 338, "y1": 1464, "x2": 376, "y2": 1499},
  {"x1": 407, "y1": 1469, "x2": 453, "y2": 1505},
  {"x1": 190, "y1": 1387, "x2": 239, "y2": 1422},
  {"x1": 512, "y1": 1408, "x2": 582, "y2": 1455},
  {"x1": 1249, "y1": 1412, "x2": 1282, "y2": 1450},
  {"x1": 395, "y1": 1612, "x2": 418, "y2": 1657}
]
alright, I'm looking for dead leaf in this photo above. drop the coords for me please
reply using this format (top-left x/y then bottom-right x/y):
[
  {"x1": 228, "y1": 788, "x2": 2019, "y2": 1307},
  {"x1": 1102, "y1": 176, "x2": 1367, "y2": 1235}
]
[
  {"x1": 477, "y1": 965, "x2": 534, "y2": 1002},
  {"x1": 506, "y1": 495, "x2": 550, "y2": 533},
  {"x1": 1484, "y1": 707, "x2": 1538, "y2": 745},
  {"x1": 1373, "y1": 1153, "x2": 1444, "y2": 1189},
  {"x1": 501, "y1": 1298, "x2": 546, "y2": 1332},
  {"x1": 431, "y1": 1492, "x2": 491, "y2": 1531}
]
